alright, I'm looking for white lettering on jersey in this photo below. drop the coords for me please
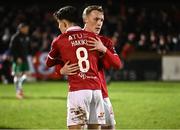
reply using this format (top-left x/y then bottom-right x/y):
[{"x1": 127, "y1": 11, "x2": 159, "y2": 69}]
[
  {"x1": 68, "y1": 36, "x2": 73, "y2": 40},
  {"x1": 71, "y1": 39, "x2": 87, "y2": 46}
]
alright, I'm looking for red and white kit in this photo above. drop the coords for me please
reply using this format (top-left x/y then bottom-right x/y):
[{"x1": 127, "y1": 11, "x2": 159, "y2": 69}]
[{"x1": 46, "y1": 26, "x2": 105, "y2": 126}]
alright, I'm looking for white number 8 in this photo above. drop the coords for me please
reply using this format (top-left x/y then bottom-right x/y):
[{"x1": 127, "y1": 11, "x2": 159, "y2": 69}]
[{"x1": 76, "y1": 47, "x2": 90, "y2": 73}]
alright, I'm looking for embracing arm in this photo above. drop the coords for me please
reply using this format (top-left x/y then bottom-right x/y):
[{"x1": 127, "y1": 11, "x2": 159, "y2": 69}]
[
  {"x1": 55, "y1": 61, "x2": 79, "y2": 77},
  {"x1": 102, "y1": 49, "x2": 123, "y2": 69},
  {"x1": 87, "y1": 36, "x2": 123, "y2": 69}
]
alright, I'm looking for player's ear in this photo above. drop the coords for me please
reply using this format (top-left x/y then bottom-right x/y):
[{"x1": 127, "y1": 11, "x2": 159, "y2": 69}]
[
  {"x1": 83, "y1": 16, "x2": 88, "y2": 23},
  {"x1": 61, "y1": 20, "x2": 67, "y2": 28},
  {"x1": 63, "y1": 20, "x2": 70, "y2": 29}
]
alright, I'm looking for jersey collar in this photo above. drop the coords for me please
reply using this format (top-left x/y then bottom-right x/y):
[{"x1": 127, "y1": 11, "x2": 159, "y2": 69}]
[{"x1": 66, "y1": 26, "x2": 82, "y2": 32}]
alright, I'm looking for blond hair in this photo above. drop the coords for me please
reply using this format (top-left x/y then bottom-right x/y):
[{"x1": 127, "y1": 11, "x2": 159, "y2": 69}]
[{"x1": 82, "y1": 5, "x2": 104, "y2": 20}]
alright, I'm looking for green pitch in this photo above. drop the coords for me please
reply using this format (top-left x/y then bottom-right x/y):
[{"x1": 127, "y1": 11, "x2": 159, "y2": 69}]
[{"x1": 0, "y1": 81, "x2": 180, "y2": 129}]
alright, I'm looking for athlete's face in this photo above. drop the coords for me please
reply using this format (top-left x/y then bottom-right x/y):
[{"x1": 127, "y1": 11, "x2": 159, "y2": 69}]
[
  {"x1": 84, "y1": 10, "x2": 104, "y2": 34},
  {"x1": 21, "y1": 26, "x2": 29, "y2": 35}
]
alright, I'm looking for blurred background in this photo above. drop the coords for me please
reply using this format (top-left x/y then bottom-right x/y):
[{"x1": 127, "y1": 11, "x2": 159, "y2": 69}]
[{"x1": 1, "y1": 0, "x2": 180, "y2": 84}]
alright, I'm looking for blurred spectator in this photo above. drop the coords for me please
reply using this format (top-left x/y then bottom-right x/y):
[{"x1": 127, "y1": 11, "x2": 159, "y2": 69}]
[
  {"x1": 136, "y1": 33, "x2": 149, "y2": 51},
  {"x1": 121, "y1": 32, "x2": 136, "y2": 59},
  {"x1": 149, "y1": 30, "x2": 158, "y2": 52},
  {"x1": 157, "y1": 34, "x2": 169, "y2": 54},
  {"x1": 1, "y1": 28, "x2": 11, "y2": 53},
  {"x1": 30, "y1": 27, "x2": 42, "y2": 55},
  {"x1": 0, "y1": 51, "x2": 13, "y2": 84}
]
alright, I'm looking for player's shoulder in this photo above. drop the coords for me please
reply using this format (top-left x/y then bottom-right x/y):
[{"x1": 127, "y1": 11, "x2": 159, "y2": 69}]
[
  {"x1": 82, "y1": 30, "x2": 96, "y2": 35},
  {"x1": 98, "y1": 35, "x2": 113, "y2": 46},
  {"x1": 99, "y1": 35, "x2": 111, "y2": 41},
  {"x1": 51, "y1": 34, "x2": 66, "y2": 45},
  {"x1": 52, "y1": 35, "x2": 59, "y2": 44},
  {"x1": 50, "y1": 35, "x2": 59, "y2": 48}
]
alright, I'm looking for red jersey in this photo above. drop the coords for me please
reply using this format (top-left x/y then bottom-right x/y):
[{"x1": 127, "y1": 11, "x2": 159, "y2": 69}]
[
  {"x1": 46, "y1": 26, "x2": 102, "y2": 91},
  {"x1": 98, "y1": 69, "x2": 108, "y2": 98},
  {"x1": 54, "y1": 34, "x2": 123, "y2": 98},
  {"x1": 98, "y1": 35, "x2": 123, "y2": 98}
]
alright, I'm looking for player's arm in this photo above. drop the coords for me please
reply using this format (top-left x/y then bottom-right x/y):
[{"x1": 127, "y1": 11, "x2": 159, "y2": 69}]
[
  {"x1": 46, "y1": 40, "x2": 61, "y2": 67},
  {"x1": 55, "y1": 61, "x2": 79, "y2": 77},
  {"x1": 102, "y1": 47, "x2": 123, "y2": 70},
  {"x1": 87, "y1": 37, "x2": 123, "y2": 69}
]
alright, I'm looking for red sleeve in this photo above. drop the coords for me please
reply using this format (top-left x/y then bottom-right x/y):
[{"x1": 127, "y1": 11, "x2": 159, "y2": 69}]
[
  {"x1": 55, "y1": 64, "x2": 63, "y2": 78},
  {"x1": 100, "y1": 36, "x2": 123, "y2": 69},
  {"x1": 46, "y1": 38, "x2": 62, "y2": 67},
  {"x1": 102, "y1": 49, "x2": 123, "y2": 69}
]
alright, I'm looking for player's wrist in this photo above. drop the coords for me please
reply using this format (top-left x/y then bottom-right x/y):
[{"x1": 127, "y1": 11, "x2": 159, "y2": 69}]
[
  {"x1": 60, "y1": 69, "x2": 64, "y2": 75},
  {"x1": 102, "y1": 46, "x2": 107, "y2": 53}
]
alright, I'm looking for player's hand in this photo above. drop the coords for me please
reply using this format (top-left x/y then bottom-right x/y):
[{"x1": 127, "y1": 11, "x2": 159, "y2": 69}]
[
  {"x1": 87, "y1": 37, "x2": 107, "y2": 53},
  {"x1": 60, "y1": 61, "x2": 79, "y2": 75}
]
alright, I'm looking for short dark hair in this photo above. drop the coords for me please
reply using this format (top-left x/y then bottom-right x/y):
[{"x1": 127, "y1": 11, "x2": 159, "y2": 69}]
[
  {"x1": 54, "y1": 6, "x2": 79, "y2": 24},
  {"x1": 82, "y1": 5, "x2": 104, "y2": 19}
]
